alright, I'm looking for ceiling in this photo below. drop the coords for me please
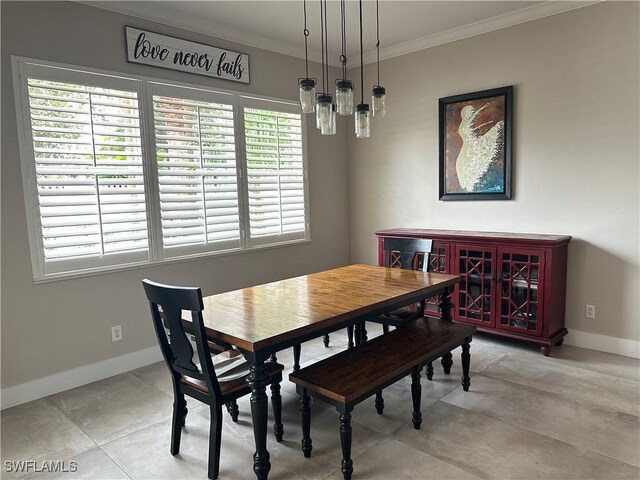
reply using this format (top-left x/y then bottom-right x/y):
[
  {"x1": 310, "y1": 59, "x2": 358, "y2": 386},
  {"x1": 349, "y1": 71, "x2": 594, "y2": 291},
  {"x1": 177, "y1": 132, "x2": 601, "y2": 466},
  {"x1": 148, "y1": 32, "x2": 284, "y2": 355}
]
[{"x1": 86, "y1": 1, "x2": 598, "y2": 66}]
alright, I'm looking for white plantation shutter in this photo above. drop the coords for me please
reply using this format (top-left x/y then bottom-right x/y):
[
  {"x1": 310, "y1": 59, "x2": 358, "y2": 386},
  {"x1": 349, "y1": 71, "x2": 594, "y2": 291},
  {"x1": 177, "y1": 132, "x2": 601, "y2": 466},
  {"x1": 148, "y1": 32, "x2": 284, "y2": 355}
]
[
  {"x1": 15, "y1": 59, "x2": 310, "y2": 281},
  {"x1": 151, "y1": 85, "x2": 240, "y2": 255},
  {"x1": 22, "y1": 69, "x2": 148, "y2": 275},
  {"x1": 242, "y1": 100, "x2": 308, "y2": 245}
]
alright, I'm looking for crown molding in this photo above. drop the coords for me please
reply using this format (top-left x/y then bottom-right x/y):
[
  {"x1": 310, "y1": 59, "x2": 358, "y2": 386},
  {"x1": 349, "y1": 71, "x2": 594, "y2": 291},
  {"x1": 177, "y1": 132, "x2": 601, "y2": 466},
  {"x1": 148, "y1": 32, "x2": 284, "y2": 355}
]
[
  {"x1": 79, "y1": 1, "x2": 601, "y2": 68},
  {"x1": 362, "y1": 1, "x2": 602, "y2": 65}
]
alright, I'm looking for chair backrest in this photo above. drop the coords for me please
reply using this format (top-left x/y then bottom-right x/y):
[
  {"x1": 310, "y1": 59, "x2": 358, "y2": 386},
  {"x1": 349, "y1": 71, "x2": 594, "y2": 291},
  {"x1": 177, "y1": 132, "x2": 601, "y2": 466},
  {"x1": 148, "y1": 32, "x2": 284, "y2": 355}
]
[
  {"x1": 142, "y1": 279, "x2": 222, "y2": 398},
  {"x1": 383, "y1": 237, "x2": 434, "y2": 272}
]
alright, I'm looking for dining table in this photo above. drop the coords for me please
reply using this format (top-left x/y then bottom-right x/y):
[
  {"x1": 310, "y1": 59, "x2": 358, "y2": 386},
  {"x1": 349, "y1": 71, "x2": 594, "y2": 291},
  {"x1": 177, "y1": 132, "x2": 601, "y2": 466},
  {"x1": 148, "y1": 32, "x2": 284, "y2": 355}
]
[{"x1": 195, "y1": 263, "x2": 460, "y2": 480}]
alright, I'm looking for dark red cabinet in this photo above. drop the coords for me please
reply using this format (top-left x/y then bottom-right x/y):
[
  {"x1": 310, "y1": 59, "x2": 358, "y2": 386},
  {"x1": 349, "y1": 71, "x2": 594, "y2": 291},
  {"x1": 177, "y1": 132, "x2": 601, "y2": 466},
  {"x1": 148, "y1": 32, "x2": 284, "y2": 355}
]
[{"x1": 376, "y1": 229, "x2": 571, "y2": 356}]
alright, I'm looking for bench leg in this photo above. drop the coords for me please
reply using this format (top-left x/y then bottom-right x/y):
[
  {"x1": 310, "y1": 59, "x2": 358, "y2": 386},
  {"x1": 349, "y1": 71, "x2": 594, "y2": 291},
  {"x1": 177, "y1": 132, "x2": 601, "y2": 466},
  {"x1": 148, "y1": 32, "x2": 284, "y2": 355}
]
[
  {"x1": 425, "y1": 362, "x2": 434, "y2": 381},
  {"x1": 339, "y1": 410, "x2": 354, "y2": 480},
  {"x1": 347, "y1": 325, "x2": 354, "y2": 349},
  {"x1": 461, "y1": 337, "x2": 472, "y2": 392},
  {"x1": 300, "y1": 390, "x2": 312, "y2": 458},
  {"x1": 293, "y1": 344, "x2": 301, "y2": 372},
  {"x1": 374, "y1": 391, "x2": 384, "y2": 415},
  {"x1": 411, "y1": 366, "x2": 422, "y2": 429},
  {"x1": 382, "y1": 324, "x2": 389, "y2": 334},
  {"x1": 441, "y1": 351, "x2": 453, "y2": 375},
  {"x1": 323, "y1": 334, "x2": 330, "y2": 347}
]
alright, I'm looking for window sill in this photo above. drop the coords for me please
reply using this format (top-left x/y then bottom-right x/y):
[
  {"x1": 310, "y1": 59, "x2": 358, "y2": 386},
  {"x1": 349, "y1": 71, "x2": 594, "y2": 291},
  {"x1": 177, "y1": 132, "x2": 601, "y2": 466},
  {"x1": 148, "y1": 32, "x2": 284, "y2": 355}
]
[{"x1": 32, "y1": 238, "x2": 311, "y2": 284}]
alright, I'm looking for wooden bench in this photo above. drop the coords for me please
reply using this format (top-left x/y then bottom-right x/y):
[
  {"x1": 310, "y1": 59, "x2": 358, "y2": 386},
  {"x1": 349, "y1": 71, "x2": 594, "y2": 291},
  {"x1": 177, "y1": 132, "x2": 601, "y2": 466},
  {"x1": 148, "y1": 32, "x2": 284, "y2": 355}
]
[{"x1": 289, "y1": 317, "x2": 476, "y2": 480}]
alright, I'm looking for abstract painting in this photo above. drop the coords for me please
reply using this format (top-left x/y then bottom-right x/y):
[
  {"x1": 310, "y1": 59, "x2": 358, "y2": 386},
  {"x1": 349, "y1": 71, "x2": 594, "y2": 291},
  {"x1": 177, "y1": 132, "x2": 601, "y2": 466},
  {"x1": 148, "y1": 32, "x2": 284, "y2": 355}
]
[{"x1": 439, "y1": 86, "x2": 513, "y2": 200}]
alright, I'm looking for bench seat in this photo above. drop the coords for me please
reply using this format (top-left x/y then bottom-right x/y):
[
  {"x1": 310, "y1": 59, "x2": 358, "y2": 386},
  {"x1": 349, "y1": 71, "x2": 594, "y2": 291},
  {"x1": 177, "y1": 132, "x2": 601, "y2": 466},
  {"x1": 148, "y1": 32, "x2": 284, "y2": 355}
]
[{"x1": 289, "y1": 317, "x2": 476, "y2": 480}]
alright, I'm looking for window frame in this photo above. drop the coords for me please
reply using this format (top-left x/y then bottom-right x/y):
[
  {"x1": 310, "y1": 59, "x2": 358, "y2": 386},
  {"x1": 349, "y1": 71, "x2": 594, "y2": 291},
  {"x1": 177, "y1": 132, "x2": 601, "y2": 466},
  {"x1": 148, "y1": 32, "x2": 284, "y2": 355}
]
[{"x1": 12, "y1": 56, "x2": 311, "y2": 283}]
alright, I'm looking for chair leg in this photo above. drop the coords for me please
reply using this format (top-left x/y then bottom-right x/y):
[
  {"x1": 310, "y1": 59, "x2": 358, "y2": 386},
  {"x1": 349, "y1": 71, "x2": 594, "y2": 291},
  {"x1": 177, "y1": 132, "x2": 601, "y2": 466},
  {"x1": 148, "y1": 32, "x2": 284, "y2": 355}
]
[
  {"x1": 411, "y1": 366, "x2": 422, "y2": 429},
  {"x1": 461, "y1": 337, "x2": 471, "y2": 392},
  {"x1": 271, "y1": 381, "x2": 284, "y2": 442},
  {"x1": 225, "y1": 400, "x2": 239, "y2": 422},
  {"x1": 340, "y1": 410, "x2": 354, "y2": 480},
  {"x1": 207, "y1": 404, "x2": 223, "y2": 479},
  {"x1": 374, "y1": 391, "x2": 384, "y2": 415},
  {"x1": 323, "y1": 334, "x2": 330, "y2": 347},
  {"x1": 293, "y1": 344, "x2": 301, "y2": 372},
  {"x1": 300, "y1": 390, "x2": 312, "y2": 458},
  {"x1": 425, "y1": 362, "x2": 434, "y2": 381},
  {"x1": 347, "y1": 325, "x2": 354, "y2": 349},
  {"x1": 170, "y1": 394, "x2": 187, "y2": 455},
  {"x1": 382, "y1": 324, "x2": 389, "y2": 334},
  {"x1": 441, "y1": 351, "x2": 453, "y2": 374}
]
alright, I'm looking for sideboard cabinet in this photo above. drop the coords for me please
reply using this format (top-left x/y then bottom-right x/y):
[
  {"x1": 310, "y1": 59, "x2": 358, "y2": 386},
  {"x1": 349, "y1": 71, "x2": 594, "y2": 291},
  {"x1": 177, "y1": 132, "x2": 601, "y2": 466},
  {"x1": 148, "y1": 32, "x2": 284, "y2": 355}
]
[{"x1": 376, "y1": 229, "x2": 571, "y2": 356}]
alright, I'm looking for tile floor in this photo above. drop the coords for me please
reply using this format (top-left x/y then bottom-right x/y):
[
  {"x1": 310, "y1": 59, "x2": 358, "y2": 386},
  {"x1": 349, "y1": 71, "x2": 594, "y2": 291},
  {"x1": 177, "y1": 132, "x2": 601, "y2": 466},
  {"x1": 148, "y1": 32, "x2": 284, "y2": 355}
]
[{"x1": 2, "y1": 329, "x2": 639, "y2": 480}]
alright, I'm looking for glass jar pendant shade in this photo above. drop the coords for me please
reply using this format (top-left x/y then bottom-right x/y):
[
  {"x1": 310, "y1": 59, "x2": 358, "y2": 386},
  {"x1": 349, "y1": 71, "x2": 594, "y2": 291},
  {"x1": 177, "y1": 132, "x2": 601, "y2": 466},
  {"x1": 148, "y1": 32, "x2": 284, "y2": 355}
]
[
  {"x1": 335, "y1": 79, "x2": 354, "y2": 115},
  {"x1": 299, "y1": 78, "x2": 316, "y2": 113},
  {"x1": 316, "y1": 94, "x2": 333, "y2": 131},
  {"x1": 355, "y1": 103, "x2": 370, "y2": 138},
  {"x1": 321, "y1": 103, "x2": 336, "y2": 135},
  {"x1": 372, "y1": 85, "x2": 386, "y2": 117}
]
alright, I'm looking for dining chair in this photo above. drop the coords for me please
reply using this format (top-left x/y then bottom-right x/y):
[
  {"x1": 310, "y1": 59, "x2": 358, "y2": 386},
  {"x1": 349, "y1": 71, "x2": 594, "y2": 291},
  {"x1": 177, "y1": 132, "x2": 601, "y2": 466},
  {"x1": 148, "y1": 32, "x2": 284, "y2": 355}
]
[
  {"x1": 368, "y1": 237, "x2": 453, "y2": 380},
  {"x1": 142, "y1": 279, "x2": 284, "y2": 480}
]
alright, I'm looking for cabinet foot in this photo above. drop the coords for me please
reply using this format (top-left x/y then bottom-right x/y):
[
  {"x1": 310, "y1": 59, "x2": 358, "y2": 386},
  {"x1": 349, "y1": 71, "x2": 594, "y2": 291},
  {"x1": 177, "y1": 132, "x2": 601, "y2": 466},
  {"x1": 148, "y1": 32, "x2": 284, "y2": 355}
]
[{"x1": 540, "y1": 345, "x2": 551, "y2": 357}]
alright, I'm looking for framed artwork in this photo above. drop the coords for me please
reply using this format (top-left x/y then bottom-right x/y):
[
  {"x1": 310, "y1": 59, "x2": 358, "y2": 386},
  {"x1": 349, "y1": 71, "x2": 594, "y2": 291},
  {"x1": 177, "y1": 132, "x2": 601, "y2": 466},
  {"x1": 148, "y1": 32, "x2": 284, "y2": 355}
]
[{"x1": 439, "y1": 86, "x2": 513, "y2": 200}]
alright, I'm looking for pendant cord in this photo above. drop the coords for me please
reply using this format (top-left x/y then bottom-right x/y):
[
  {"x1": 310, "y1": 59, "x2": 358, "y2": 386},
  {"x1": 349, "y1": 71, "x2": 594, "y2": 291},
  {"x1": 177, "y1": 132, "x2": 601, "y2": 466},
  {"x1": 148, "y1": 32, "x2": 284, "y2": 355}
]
[
  {"x1": 376, "y1": 0, "x2": 380, "y2": 86},
  {"x1": 359, "y1": 0, "x2": 364, "y2": 104},
  {"x1": 340, "y1": 0, "x2": 347, "y2": 79},
  {"x1": 319, "y1": 0, "x2": 325, "y2": 93},
  {"x1": 303, "y1": 0, "x2": 310, "y2": 78},
  {"x1": 323, "y1": 0, "x2": 329, "y2": 94}
]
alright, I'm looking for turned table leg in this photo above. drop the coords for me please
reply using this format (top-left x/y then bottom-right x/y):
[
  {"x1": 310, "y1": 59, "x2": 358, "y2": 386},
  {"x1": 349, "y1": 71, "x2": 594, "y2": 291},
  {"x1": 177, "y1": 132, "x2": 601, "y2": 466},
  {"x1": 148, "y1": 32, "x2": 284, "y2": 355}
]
[{"x1": 247, "y1": 360, "x2": 271, "y2": 480}]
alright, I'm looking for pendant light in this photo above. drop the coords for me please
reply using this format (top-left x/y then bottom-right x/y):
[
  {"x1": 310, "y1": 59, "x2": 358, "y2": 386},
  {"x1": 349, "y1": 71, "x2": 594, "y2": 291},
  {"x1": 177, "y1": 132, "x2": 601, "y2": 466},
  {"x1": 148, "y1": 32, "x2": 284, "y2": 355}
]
[
  {"x1": 298, "y1": 0, "x2": 316, "y2": 113},
  {"x1": 335, "y1": 0, "x2": 353, "y2": 115},
  {"x1": 316, "y1": 0, "x2": 335, "y2": 134},
  {"x1": 371, "y1": 0, "x2": 386, "y2": 117},
  {"x1": 355, "y1": 0, "x2": 371, "y2": 138}
]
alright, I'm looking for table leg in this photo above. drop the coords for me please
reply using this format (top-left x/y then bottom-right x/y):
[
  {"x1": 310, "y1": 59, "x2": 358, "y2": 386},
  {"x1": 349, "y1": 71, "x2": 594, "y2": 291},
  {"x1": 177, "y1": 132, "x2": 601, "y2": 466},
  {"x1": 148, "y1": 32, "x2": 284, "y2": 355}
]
[
  {"x1": 439, "y1": 289, "x2": 454, "y2": 374},
  {"x1": 247, "y1": 360, "x2": 271, "y2": 480}
]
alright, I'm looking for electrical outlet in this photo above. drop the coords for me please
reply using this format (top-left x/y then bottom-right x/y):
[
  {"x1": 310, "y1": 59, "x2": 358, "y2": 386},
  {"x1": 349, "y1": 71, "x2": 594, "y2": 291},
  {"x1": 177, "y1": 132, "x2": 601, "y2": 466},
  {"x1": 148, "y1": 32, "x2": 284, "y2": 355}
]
[
  {"x1": 585, "y1": 305, "x2": 596, "y2": 319},
  {"x1": 111, "y1": 325, "x2": 123, "y2": 342}
]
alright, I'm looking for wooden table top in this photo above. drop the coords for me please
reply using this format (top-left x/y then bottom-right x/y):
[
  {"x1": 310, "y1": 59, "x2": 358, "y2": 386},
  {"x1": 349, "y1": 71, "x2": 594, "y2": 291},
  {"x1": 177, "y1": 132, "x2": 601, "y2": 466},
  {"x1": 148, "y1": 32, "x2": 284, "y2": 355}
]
[{"x1": 200, "y1": 264, "x2": 459, "y2": 352}]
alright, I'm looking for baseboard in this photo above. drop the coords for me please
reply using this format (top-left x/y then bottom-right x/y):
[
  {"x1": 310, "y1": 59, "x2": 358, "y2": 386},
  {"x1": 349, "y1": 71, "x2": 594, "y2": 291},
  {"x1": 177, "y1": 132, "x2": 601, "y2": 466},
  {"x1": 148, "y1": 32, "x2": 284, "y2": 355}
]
[
  {"x1": 1, "y1": 345, "x2": 163, "y2": 410},
  {"x1": 564, "y1": 329, "x2": 640, "y2": 359}
]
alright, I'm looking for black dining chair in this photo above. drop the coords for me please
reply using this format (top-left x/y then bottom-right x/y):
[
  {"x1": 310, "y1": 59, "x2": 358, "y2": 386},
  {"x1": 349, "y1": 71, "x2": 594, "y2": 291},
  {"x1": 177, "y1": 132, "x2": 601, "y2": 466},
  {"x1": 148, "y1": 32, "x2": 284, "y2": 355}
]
[
  {"x1": 142, "y1": 279, "x2": 284, "y2": 480},
  {"x1": 368, "y1": 237, "x2": 453, "y2": 380}
]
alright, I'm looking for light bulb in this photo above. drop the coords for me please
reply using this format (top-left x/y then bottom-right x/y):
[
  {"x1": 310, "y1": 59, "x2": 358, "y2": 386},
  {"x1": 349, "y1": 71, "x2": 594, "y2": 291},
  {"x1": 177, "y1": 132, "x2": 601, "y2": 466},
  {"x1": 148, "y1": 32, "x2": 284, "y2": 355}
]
[
  {"x1": 335, "y1": 79, "x2": 354, "y2": 115},
  {"x1": 299, "y1": 78, "x2": 316, "y2": 113},
  {"x1": 372, "y1": 86, "x2": 386, "y2": 117},
  {"x1": 355, "y1": 103, "x2": 370, "y2": 138},
  {"x1": 321, "y1": 104, "x2": 336, "y2": 135},
  {"x1": 316, "y1": 94, "x2": 332, "y2": 131}
]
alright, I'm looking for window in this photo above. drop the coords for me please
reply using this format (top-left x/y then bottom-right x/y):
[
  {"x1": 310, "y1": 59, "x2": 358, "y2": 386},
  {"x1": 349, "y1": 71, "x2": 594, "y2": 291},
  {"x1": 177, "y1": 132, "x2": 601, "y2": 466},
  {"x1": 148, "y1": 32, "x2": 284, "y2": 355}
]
[{"x1": 13, "y1": 59, "x2": 309, "y2": 281}]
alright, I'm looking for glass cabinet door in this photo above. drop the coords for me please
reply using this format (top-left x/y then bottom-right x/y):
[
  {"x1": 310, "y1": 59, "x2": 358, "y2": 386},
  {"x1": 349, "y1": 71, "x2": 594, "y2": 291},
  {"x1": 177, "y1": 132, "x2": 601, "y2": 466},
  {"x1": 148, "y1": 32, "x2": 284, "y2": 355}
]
[
  {"x1": 455, "y1": 245, "x2": 496, "y2": 327},
  {"x1": 497, "y1": 248, "x2": 545, "y2": 336}
]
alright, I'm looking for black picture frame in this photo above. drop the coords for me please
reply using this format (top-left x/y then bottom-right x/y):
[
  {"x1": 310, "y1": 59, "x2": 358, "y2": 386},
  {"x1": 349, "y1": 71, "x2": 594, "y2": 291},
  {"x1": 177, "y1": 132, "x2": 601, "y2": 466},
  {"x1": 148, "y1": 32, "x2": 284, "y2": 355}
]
[{"x1": 439, "y1": 86, "x2": 513, "y2": 201}]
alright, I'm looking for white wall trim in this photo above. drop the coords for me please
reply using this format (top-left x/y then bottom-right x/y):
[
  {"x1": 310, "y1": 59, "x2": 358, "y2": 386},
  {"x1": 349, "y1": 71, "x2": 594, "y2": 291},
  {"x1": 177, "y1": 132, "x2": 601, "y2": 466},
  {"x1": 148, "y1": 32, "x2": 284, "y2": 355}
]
[
  {"x1": 79, "y1": 1, "x2": 601, "y2": 68},
  {"x1": 1, "y1": 345, "x2": 162, "y2": 410},
  {"x1": 565, "y1": 329, "x2": 640, "y2": 359},
  {"x1": 362, "y1": 1, "x2": 602, "y2": 65}
]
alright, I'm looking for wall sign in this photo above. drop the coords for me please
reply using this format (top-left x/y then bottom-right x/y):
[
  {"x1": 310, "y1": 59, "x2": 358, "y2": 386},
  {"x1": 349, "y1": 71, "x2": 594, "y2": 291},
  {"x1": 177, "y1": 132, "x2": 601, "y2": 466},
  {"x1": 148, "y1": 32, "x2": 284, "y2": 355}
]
[{"x1": 125, "y1": 26, "x2": 250, "y2": 84}]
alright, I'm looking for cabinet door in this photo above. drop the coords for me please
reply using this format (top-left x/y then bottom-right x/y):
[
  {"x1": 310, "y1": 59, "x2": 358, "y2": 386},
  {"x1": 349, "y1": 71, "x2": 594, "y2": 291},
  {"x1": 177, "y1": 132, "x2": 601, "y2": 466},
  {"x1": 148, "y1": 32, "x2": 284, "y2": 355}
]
[
  {"x1": 497, "y1": 248, "x2": 545, "y2": 337},
  {"x1": 455, "y1": 245, "x2": 497, "y2": 327},
  {"x1": 424, "y1": 241, "x2": 451, "y2": 317}
]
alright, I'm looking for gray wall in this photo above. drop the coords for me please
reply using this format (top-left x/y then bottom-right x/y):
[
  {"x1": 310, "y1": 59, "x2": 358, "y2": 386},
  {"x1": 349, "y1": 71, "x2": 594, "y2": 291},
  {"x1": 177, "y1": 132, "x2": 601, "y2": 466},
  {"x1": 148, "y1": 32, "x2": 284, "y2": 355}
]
[
  {"x1": 347, "y1": 2, "x2": 639, "y2": 345},
  {"x1": 1, "y1": 2, "x2": 350, "y2": 388}
]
